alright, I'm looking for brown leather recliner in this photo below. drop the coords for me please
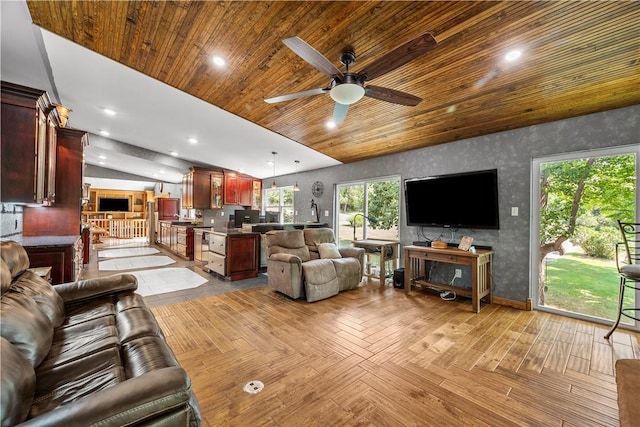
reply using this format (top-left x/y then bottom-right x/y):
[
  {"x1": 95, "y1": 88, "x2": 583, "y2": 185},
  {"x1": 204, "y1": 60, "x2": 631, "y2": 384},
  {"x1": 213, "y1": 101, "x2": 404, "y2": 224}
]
[
  {"x1": 264, "y1": 228, "x2": 364, "y2": 302},
  {"x1": 0, "y1": 240, "x2": 201, "y2": 426}
]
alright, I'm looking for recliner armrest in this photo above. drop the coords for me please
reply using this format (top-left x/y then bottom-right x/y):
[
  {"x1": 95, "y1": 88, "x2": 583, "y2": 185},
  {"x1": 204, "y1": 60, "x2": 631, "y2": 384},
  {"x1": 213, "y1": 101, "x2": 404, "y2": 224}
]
[
  {"x1": 19, "y1": 367, "x2": 200, "y2": 427},
  {"x1": 54, "y1": 274, "x2": 138, "y2": 304},
  {"x1": 269, "y1": 253, "x2": 302, "y2": 265},
  {"x1": 339, "y1": 247, "x2": 365, "y2": 259}
]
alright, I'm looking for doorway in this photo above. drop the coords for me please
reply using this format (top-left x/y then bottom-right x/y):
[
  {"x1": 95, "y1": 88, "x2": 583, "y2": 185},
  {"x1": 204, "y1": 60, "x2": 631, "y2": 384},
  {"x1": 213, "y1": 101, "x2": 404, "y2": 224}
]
[{"x1": 531, "y1": 146, "x2": 638, "y2": 329}]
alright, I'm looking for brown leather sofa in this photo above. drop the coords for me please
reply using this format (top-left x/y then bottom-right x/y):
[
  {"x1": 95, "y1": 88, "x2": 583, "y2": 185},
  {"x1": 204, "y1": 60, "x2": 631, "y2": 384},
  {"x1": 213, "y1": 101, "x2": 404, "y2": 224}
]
[
  {"x1": 265, "y1": 228, "x2": 364, "y2": 302},
  {"x1": 0, "y1": 240, "x2": 201, "y2": 426}
]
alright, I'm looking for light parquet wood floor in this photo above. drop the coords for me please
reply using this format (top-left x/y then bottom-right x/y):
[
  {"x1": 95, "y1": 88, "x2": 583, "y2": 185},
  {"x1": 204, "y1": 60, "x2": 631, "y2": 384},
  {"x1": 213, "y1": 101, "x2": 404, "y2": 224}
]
[{"x1": 151, "y1": 282, "x2": 640, "y2": 426}]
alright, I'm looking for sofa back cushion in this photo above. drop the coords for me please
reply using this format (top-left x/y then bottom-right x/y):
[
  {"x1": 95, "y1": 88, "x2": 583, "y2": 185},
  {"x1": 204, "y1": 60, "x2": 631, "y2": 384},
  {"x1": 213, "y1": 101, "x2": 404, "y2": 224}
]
[
  {"x1": 265, "y1": 230, "x2": 310, "y2": 262},
  {"x1": 0, "y1": 337, "x2": 36, "y2": 426},
  {"x1": 11, "y1": 271, "x2": 65, "y2": 328},
  {"x1": 304, "y1": 228, "x2": 336, "y2": 259},
  {"x1": 0, "y1": 291, "x2": 53, "y2": 367},
  {"x1": 1, "y1": 260, "x2": 11, "y2": 295},
  {"x1": 0, "y1": 240, "x2": 30, "y2": 279}
]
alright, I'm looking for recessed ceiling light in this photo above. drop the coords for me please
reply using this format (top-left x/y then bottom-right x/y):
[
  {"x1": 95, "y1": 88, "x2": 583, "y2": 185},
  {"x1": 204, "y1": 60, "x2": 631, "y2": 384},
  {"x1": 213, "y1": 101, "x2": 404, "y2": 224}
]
[
  {"x1": 170, "y1": 151, "x2": 179, "y2": 157},
  {"x1": 99, "y1": 130, "x2": 110, "y2": 136},
  {"x1": 159, "y1": 169, "x2": 165, "y2": 174},
  {"x1": 98, "y1": 154, "x2": 107, "y2": 160},
  {"x1": 188, "y1": 137, "x2": 198, "y2": 144},
  {"x1": 505, "y1": 50, "x2": 522, "y2": 62},
  {"x1": 98, "y1": 161, "x2": 105, "y2": 165},
  {"x1": 267, "y1": 160, "x2": 274, "y2": 166},
  {"x1": 102, "y1": 108, "x2": 116, "y2": 116},
  {"x1": 152, "y1": 173, "x2": 159, "y2": 178},
  {"x1": 326, "y1": 120, "x2": 337, "y2": 129},
  {"x1": 212, "y1": 55, "x2": 226, "y2": 67}
]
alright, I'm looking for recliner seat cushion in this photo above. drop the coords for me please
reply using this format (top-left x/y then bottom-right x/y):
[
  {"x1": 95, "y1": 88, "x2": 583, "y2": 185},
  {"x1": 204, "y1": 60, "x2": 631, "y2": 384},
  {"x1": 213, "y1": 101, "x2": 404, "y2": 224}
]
[
  {"x1": 30, "y1": 346, "x2": 125, "y2": 419},
  {"x1": 331, "y1": 258, "x2": 362, "y2": 291},
  {"x1": 302, "y1": 259, "x2": 339, "y2": 302}
]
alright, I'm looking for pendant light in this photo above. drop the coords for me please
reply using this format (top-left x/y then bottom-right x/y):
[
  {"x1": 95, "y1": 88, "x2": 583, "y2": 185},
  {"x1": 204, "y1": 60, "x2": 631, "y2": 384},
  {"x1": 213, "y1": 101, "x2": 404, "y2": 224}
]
[
  {"x1": 293, "y1": 160, "x2": 300, "y2": 191},
  {"x1": 271, "y1": 151, "x2": 277, "y2": 189}
]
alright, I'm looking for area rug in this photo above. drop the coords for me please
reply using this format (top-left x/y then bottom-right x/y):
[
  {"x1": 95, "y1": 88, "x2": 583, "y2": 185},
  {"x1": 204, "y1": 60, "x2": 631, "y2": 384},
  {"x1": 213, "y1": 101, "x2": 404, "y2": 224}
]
[
  {"x1": 98, "y1": 247, "x2": 160, "y2": 258},
  {"x1": 130, "y1": 268, "x2": 209, "y2": 296},
  {"x1": 99, "y1": 255, "x2": 175, "y2": 271}
]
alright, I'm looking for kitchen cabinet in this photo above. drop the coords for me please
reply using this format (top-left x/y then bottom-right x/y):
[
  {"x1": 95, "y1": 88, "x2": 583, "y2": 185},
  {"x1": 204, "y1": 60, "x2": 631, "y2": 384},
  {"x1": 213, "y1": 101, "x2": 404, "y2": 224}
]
[
  {"x1": 205, "y1": 232, "x2": 260, "y2": 280},
  {"x1": 175, "y1": 225, "x2": 195, "y2": 260},
  {"x1": 1, "y1": 81, "x2": 60, "y2": 205},
  {"x1": 157, "y1": 198, "x2": 180, "y2": 220},
  {"x1": 21, "y1": 235, "x2": 82, "y2": 285},
  {"x1": 252, "y1": 180, "x2": 262, "y2": 210},
  {"x1": 210, "y1": 172, "x2": 223, "y2": 209},
  {"x1": 182, "y1": 167, "x2": 214, "y2": 209},
  {"x1": 224, "y1": 172, "x2": 253, "y2": 206},
  {"x1": 159, "y1": 221, "x2": 172, "y2": 246},
  {"x1": 23, "y1": 127, "x2": 88, "y2": 236}
]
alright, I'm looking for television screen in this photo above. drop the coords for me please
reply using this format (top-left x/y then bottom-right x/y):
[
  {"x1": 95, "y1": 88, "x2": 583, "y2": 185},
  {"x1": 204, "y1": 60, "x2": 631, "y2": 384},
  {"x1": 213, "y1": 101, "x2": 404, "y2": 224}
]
[
  {"x1": 98, "y1": 197, "x2": 129, "y2": 212},
  {"x1": 404, "y1": 169, "x2": 500, "y2": 229},
  {"x1": 234, "y1": 209, "x2": 260, "y2": 228}
]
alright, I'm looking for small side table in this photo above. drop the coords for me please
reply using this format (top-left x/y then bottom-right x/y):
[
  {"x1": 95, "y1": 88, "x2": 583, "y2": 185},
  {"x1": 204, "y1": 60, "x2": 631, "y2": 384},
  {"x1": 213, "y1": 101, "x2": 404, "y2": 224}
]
[
  {"x1": 28, "y1": 266, "x2": 52, "y2": 283},
  {"x1": 352, "y1": 239, "x2": 400, "y2": 286}
]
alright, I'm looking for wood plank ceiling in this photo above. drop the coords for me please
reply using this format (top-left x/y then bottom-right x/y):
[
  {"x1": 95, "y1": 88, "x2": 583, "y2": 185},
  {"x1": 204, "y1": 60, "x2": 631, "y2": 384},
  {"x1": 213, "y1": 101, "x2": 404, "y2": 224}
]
[{"x1": 27, "y1": 1, "x2": 640, "y2": 164}]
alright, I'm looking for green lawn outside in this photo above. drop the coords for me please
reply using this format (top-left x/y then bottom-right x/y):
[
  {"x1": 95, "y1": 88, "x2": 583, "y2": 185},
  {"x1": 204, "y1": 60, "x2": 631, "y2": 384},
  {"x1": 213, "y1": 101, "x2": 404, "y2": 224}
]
[{"x1": 544, "y1": 253, "x2": 634, "y2": 323}]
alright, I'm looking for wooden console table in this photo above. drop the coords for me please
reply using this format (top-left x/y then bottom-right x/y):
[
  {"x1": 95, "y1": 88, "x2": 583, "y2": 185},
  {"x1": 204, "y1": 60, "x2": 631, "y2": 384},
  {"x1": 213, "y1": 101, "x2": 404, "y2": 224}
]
[
  {"x1": 352, "y1": 239, "x2": 400, "y2": 285},
  {"x1": 404, "y1": 245, "x2": 493, "y2": 313}
]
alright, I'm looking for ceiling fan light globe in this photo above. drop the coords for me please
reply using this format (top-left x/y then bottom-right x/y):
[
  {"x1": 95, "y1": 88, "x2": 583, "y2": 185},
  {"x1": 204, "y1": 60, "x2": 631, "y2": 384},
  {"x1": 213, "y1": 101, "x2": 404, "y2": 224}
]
[{"x1": 330, "y1": 83, "x2": 365, "y2": 105}]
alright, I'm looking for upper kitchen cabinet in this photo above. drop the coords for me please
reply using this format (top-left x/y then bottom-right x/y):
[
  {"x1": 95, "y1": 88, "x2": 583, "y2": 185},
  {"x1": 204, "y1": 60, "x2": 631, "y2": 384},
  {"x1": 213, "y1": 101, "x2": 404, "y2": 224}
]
[
  {"x1": 1, "y1": 81, "x2": 60, "y2": 205},
  {"x1": 182, "y1": 167, "x2": 215, "y2": 210},
  {"x1": 23, "y1": 128, "x2": 88, "y2": 236},
  {"x1": 224, "y1": 172, "x2": 253, "y2": 206},
  {"x1": 210, "y1": 172, "x2": 223, "y2": 209}
]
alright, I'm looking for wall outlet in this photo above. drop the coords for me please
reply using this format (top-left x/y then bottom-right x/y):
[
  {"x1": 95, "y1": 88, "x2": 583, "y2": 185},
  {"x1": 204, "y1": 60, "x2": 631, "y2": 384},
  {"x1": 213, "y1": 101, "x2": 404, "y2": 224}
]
[
  {"x1": 454, "y1": 269, "x2": 462, "y2": 278},
  {"x1": 324, "y1": 210, "x2": 329, "y2": 217},
  {"x1": 210, "y1": 219, "x2": 214, "y2": 224},
  {"x1": 511, "y1": 207, "x2": 519, "y2": 216},
  {"x1": 220, "y1": 211, "x2": 224, "y2": 216}
]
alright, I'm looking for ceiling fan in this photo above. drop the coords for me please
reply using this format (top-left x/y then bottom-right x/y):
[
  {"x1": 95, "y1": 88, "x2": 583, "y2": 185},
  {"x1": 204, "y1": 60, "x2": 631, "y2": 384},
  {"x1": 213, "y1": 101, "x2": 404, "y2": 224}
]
[{"x1": 265, "y1": 32, "x2": 437, "y2": 123}]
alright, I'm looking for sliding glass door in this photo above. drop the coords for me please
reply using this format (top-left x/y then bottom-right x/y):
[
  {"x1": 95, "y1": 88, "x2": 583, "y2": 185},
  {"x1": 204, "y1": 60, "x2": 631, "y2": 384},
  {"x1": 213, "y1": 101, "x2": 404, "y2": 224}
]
[{"x1": 531, "y1": 146, "x2": 638, "y2": 329}]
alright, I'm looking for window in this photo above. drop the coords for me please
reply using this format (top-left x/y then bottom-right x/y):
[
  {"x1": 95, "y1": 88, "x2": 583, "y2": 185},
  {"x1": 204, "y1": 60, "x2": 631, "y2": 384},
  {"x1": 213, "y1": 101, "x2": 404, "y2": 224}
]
[
  {"x1": 335, "y1": 176, "x2": 400, "y2": 246},
  {"x1": 264, "y1": 186, "x2": 294, "y2": 223}
]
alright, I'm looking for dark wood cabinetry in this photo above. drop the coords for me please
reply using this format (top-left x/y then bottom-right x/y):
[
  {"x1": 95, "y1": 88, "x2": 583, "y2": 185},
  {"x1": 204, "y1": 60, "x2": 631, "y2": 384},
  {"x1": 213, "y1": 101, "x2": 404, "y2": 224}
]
[
  {"x1": 157, "y1": 198, "x2": 180, "y2": 220},
  {"x1": 224, "y1": 172, "x2": 253, "y2": 206},
  {"x1": 1, "y1": 81, "x2": 60, "y2": 205},
  {"x1": 23, "y1": 128, "x2": 88, "y2": 236},
  {"x1": 22, "y1": 236, "x2": 82, "y2": 285},
  {"x1": 205, "y1": 232, "x2": 259, "y2": 280},
  {"x1": 182, "y1": 167, "x2": 214, "y2": 209}
]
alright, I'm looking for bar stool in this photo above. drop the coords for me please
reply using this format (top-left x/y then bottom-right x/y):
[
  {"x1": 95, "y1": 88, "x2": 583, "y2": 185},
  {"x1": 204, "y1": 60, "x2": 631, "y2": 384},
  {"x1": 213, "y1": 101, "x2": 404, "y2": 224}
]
[{"x1": 604, "y1": 220, "x2": 640, "y2": 339}]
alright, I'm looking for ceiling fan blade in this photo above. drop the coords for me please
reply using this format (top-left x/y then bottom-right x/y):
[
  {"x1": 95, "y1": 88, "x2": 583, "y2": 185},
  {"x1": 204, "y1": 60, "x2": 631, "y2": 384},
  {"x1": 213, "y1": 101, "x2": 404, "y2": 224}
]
[
  {"x1": 365, "y1": 85, "x2": 422, "y2": 106},
  {"x1": 264, "y1": 87, "x2": 329, "y2": 104},
  {"x1": 358, "y1": 32, "x2": 437, "y2": 81},
  {"x1": 283, "y1": 37, "x2": 343, "y2": 78},
  {"x1": 333, "y1": 103, "x2": 349, "y2": 124}
]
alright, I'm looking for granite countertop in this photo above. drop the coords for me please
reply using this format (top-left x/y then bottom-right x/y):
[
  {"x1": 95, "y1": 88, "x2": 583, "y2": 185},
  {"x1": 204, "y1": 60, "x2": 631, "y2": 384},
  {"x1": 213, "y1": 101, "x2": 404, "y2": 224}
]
[{"x1": 4, "y1": 235, "x2": 80, "y2": 247}]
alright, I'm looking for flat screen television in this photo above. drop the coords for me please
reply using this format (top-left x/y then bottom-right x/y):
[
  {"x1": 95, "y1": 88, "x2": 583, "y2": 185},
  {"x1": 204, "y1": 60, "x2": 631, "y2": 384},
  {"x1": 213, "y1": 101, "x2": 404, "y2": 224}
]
[
  {"x1": 234, "y1": 209, "x2": 260, "y2": 228},
  {"x1": 98, "y1": 197, "x2": 129, "y2": 212},
  {"x1": 404, "y1": 169, "x2": 500, "y2": 229}
]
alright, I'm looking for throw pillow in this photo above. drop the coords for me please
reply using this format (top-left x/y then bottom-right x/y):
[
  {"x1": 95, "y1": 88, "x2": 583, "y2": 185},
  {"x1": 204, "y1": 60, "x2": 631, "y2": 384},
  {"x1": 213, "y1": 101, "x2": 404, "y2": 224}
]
[{"x1": 318, "y1": 243, "x2": 342, "y2": 259}]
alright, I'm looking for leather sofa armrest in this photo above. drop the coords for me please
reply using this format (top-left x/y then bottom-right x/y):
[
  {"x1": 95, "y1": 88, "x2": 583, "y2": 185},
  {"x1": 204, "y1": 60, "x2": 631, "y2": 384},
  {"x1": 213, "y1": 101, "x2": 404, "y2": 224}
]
[
  {"x1": 19, "y1": 367, "x2": 200, "y2": 427},
  {"x1": 269, "y1": 253, "x2": 302, "y2": 265},
  {"x1": 339, "y1": 247, "x2": 365, "y2": 259},
  {"x1": 54, "y1": 274, "x2": 138, "y2": 304}
]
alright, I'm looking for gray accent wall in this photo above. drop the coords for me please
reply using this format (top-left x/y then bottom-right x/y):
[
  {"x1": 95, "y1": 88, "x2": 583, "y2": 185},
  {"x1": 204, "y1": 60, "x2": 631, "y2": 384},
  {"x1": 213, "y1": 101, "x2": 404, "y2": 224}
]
[{"x1": 271, "y1": 105, "x2": 639, "y2": 302}]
